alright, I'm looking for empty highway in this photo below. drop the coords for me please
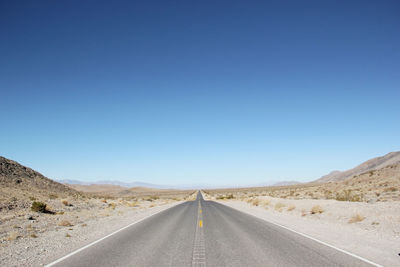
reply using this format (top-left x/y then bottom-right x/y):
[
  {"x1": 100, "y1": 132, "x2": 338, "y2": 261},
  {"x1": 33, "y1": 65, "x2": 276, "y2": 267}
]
[{"x1": 48, "y1": 192, "x2": 375, "y2": 267}]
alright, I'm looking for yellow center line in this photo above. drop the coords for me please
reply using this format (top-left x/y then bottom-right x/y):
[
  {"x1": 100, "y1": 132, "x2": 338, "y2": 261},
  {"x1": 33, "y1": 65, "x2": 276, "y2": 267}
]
[{"x1": 199, "y1": 220, "x2": 203, "y2": 228}]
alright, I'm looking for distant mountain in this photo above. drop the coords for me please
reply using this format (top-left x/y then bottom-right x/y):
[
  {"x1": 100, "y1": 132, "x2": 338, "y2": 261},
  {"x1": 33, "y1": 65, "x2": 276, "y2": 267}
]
[
  {"x1": 58, "y1": 179, "x2": 172, "y2": 189},
  {"x1": 66, "y1": 183, "x2": 128, "y2": 193},
  {"x1": 272, "y1": 181, "x2": 301, "y2": 186},
  {"x1": 58, "y1": 179, "x2": 91, "y2": 185},
  {"x1": 316, "y1": 151, "x2": 400, "y2": 183}
]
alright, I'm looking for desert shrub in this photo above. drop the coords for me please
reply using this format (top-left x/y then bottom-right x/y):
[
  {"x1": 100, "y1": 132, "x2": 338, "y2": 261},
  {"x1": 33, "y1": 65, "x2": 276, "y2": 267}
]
[
  {"x1": 7, "y1": 231, "x2": 21, "y2": 241},
  {"x1": 261, "y1": 199, "x2": 270, "y2": 206},
  {"x1": 311, "y1": 205, "x2": 323, "y2": 214},
  {"x1": 246, "y1": 198, "x2": 253, "y2": 203},
  {"x1": 49, "y1": 194, "x2": 58, "y2": 199},
  {"x1": 144, "y1": 196, "x2": 159, "y2": 201},
  {"x1": 335, "y1": 189, "x2": 363, "y2": 202},
  {"x1": 62, "y1": 200, "x2": 69, "y2": 206},
  {"x1": 128, "y1": 201, "x2": 140, "y2": 207},
  {"x1": 287, "y1": 205, "x2": 296, "y2": 211},
  {"x1": 58, "y1": 220, "x2": 73, "y2": 227},
  {"x1": 383, "y1": 187, "x2": 398, "y2": 192},
  {"x1": 348, "y1": 214, "x2": 365, "y2": 223},
  {"x1": 108, "y1": 203, "x2": 117, "y2": 209},
  {"x1": 324, "y1": 190, "x2": 332, "y2": 199},
  {"x1": 275, "y1": 202, "x2": 285, "y2": 211},
  {"x1": 216, "y1": 194, "x2": 234, "y2": 200},
  {"x1": 225, "y1": 193, "x2": 234, "y2": 199},
  {"x1": 251, "y1": 198, "x2": 260, "y2": 206},
  {"x1": 31, "y1": 201, "x2": 47, "y2": 213}
]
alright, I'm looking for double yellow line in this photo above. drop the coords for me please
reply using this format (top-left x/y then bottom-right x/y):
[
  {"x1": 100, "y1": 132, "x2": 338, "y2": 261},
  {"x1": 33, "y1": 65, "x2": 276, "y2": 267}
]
[{"x1": 198, "y1": 201, "x2": 203, "y2": 228}]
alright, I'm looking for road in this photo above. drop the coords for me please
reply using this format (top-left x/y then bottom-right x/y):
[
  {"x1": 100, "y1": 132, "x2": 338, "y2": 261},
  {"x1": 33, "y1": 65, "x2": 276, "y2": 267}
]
[{"x1": 49, "y1": 192, "x2": 374, "y2": 267}]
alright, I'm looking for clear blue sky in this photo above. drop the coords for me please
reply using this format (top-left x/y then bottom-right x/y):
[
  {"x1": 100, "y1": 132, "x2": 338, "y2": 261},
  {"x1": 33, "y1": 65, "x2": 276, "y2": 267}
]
[{"x1": 1, "y1": 1, "x2": 399, "y2": 187}]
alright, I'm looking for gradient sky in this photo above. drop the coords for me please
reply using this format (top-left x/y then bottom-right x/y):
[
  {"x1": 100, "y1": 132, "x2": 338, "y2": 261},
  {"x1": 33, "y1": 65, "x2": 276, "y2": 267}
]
[{"x1": 1, "y1": 1, "x2": 399, "y2": 186}]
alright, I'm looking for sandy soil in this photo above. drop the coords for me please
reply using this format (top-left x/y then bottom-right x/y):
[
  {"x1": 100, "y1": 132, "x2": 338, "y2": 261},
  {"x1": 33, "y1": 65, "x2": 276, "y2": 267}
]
[
  {"x1": 205, "y1": 193, "x2": 400, "y2": 267},
  {"x1": 0, "y1": 198, "x2": 186, "y2": 267}
]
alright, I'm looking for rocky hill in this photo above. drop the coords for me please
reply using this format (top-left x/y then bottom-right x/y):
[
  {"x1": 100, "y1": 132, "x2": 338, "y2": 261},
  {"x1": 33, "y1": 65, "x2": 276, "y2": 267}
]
[
  {"x1": 0, "y1": 156, "x2": 81, "y2": 211},
  {"x1": 316, "y1": 151, "x2": 400, "y2": 183}
]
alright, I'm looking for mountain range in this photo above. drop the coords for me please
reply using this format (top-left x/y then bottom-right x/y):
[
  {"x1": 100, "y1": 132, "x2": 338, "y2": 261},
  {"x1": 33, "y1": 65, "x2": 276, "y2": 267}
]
[
  {"x1": 57, "y1": 179, "x2": 171, "y2": 189},
  {"x1": 316, "y1": 151, "x2": 400, "y2": 183}
]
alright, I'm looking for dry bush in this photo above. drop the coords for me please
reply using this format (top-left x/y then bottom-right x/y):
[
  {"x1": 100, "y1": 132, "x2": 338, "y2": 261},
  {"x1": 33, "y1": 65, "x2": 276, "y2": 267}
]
[
  {"x1": 383, "y1": 187, "x2": 398, "y2": 192},
  {"x1": 49, "y1": 194, "x2": 58, "y2": 199},
  {"x1": 287, "y1": 205, "x2": 296, "y2": 211},
  {"x1": 128, "y1": 201, "x2": 140, "y2": 207},
  {"x1": 225, "y1": 193, "x2": 234, "y2": 199},
  {"x1": 311, "y1": 205, "x2": 323, "y2": 214},
  {"x1": 216, "y1": 194, "x2": 234, "y2": 200},
  {"x1": 31, "y1": 201, "x2": 47, "y2": 213},
  {"x1": 144, "y1": 196, "x2": 160, "y2": 202},
  {"x1": 261, "y1": 199, "x2": 270, "y2": 206},
  {"x1": 108, "y1": 203, "x2": 117, "y2": 209},
  {"x1": 274, "y1": 202, "x2": 285, "y2": 211},
  {"x1": 7, "y1": 231, "x2": 21, "y2": 241},
  {"x1": 65, "y1": 233, "x2": 71, "y2": 237},
  {"x1": 59, "y1": 220, "x2": 73, "y2": 227},
  {"x1": 251, "y1": 198, "x2": 260, "y2": 206},
  {"x1": 348, "y1": 214, "x2": 365, "y2": 223},
  {"x1": 30, "y1": 233, "x2": 38, "y2": 238},
  {"x1": 62, "y1": 200, "x2": 69, "y2": 206}
]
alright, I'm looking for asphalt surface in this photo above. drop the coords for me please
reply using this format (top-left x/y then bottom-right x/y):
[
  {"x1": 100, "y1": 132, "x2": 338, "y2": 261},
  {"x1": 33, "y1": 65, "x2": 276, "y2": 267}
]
[{"x1": 50, "y1": 192, "x2": 374, "y2": 267}]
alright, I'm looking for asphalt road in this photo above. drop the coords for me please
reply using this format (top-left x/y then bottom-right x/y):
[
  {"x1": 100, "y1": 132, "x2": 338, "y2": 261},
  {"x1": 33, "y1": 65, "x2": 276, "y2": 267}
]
[{"x1": 49, "y1": 192, "x2": 374, "y2": 267}]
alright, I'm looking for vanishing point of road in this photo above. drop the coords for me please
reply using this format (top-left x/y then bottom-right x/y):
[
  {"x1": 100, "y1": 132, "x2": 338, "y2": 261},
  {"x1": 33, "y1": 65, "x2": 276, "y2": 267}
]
[{"x1": 48, "y1": 192, "x2": 376, "y2": 267}]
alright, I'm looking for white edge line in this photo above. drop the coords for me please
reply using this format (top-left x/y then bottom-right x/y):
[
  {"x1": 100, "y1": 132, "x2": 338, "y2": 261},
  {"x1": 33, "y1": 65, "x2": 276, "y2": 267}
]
[
  {"x1": 45, "y1": 202, "x2": 183, "y2": 267},
  {"x1": 215, "y1": 201, "x2": 383, "y2": 267}
]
